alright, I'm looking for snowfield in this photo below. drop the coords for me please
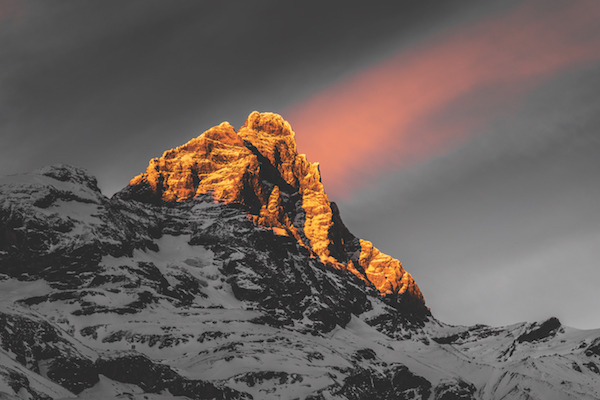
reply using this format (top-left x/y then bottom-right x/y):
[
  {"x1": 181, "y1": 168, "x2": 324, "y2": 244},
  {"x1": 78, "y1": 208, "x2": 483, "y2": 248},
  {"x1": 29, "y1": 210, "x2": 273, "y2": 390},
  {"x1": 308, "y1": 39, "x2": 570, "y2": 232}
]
[{"x1": 1, "y1": 165, "x2": 600, "y2": 400}]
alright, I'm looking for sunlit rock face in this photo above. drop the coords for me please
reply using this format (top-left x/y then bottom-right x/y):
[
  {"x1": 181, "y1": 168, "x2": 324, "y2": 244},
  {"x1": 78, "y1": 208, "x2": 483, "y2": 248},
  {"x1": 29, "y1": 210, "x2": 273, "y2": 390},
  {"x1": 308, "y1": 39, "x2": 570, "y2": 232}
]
[
  {"x1": 3, "y1": 119, "x2": 599, "y2": 400},
  {"x1": 127, "y1": 121, "x2": 256, "y2": 204},
  {"x1": 124, "y1": 111, "x2": 426, "y2": 310}
]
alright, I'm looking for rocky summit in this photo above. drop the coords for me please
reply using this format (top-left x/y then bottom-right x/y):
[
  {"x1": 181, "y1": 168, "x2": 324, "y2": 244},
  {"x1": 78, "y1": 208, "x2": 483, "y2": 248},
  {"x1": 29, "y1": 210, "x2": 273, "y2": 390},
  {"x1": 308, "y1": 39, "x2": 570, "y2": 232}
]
[
  {"x1": 1, "y1": 112, "x2": 600, "y2": 399},
  {"x1": 123, "y1": 111, "x2": 425, "y2": 305}
]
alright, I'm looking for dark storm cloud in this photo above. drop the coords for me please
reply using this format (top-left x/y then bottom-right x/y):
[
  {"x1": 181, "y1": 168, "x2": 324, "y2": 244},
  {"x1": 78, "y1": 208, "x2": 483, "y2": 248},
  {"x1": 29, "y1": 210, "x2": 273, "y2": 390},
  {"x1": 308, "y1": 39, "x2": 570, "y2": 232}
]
[{"x1": 1, "y1": 0, "x2": 513, "y2": 195}]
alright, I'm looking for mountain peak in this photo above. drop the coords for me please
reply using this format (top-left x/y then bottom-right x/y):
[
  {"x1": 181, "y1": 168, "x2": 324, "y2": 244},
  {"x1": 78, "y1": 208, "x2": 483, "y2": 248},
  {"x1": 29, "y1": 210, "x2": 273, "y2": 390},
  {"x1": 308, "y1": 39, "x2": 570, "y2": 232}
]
[
  {"x1": 2, "y1": 114, "x2": 598, "y2": 399},
  {"x1": 242, "y1": 111, "x2": 294, "y2": 138},
  {"x1": 121, "y1": 112, "x2": 426, "y2": 310}
]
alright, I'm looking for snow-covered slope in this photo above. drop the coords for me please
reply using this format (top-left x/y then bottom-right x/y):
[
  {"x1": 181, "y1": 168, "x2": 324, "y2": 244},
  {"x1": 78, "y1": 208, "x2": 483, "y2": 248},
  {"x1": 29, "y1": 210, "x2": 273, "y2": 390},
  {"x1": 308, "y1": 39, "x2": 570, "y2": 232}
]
[{"x1": 1, "y1": 114, "x2": 600, "y2": 399}]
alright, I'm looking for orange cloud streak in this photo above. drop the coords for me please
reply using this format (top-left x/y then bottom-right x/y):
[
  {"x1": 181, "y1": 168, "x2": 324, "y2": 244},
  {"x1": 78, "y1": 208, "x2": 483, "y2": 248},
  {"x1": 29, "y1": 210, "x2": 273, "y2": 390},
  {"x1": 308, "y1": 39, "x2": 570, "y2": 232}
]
[
  {"x1": 285, "y1": 1, "x2": 600, "y2": 199},
  {"x1": 0, "y1": 0, "x2": 26, "y2": 21}
]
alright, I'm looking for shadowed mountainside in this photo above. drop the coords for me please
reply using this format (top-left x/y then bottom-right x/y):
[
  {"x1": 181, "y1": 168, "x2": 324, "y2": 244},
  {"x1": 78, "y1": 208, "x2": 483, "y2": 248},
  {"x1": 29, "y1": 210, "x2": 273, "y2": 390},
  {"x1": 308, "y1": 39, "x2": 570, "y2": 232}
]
[
  {"x1": 121, "y1": 111, "x2": 426, "y2": 311},
  {"x1": 0, "y1": 112, "x2": 599, "y2": 399}
]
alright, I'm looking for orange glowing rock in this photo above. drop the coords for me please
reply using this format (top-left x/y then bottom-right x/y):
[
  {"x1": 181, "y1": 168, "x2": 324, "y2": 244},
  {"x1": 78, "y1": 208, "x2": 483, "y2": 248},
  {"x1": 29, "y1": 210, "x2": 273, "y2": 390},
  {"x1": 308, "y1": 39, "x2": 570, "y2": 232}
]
[
  {"x1": 238, "y1": 112, "x2": 299, "y2": 187},
  {"x1": 127, "y1": 111, "x2": 426, "y2": 309},
  {"x1": 128, "y1": 121, "x2": 259, "y2": 205},
  {"x1": 356, "y1": 240, "x2": 423, "y2": 300}
]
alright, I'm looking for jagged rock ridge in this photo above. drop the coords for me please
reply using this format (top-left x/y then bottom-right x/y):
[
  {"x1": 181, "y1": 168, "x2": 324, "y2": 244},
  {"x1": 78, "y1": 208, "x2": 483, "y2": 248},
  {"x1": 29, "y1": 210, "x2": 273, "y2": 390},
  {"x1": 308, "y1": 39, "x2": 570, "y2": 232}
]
[
  {"x1": 123, "y1": 111, "x2": 425, "y2": 311},
  {"x1": 1, "y1": 113, "x2": 600, "y2": 399}
]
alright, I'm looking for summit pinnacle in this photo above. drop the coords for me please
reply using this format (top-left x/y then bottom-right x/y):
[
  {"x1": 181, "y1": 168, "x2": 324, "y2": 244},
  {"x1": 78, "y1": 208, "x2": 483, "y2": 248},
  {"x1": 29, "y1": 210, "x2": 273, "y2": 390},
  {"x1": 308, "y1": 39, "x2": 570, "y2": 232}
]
[{"x1": 122, "y1": 111, "x2": 426, "y2": 311}]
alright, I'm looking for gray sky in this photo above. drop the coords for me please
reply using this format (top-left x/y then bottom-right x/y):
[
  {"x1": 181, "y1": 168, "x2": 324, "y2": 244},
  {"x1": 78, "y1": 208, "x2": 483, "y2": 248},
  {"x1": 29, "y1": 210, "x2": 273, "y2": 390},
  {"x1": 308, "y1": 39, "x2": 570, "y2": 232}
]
[
  {"x1": 2, "y1": 1, "x2": 599, "y2": 329},
  {"x1": 340, "y1": 67, "x2": 600, "y2": 329}
]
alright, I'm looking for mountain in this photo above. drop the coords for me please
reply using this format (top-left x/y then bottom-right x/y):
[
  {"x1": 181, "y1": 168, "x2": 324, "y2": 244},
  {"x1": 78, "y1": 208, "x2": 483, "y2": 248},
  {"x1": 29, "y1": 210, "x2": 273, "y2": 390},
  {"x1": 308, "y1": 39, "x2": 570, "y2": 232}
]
[{"x1": 1, "y1": 112, "x2": 599, "y2": 400}]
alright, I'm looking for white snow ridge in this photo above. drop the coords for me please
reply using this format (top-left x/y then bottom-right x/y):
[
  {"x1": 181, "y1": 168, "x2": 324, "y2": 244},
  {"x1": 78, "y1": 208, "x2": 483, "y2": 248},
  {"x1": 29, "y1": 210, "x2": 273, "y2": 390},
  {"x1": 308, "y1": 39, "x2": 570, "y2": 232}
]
[{"x1": 1, "y1": 164, "x2": 600, "y2": 400}]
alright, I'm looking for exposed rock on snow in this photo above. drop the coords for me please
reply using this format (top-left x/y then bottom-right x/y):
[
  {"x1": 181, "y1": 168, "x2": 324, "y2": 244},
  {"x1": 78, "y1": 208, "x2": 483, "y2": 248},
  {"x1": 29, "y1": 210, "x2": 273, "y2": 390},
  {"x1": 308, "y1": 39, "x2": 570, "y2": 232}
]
[
  {"x1": 121, "y1": 112, "x2": 425, "y2": 306},
  {"x1": 1, "y1": 113, "x2": 599, "y2": 399}
]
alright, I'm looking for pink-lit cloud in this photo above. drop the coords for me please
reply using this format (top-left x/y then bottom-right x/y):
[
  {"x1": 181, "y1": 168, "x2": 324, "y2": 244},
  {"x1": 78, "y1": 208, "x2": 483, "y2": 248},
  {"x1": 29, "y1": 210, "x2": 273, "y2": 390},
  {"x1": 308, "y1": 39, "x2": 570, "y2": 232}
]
[
  {"x1": 0, "y1": 0, "x2": 26, "y2": 21},
  {"x1": 285, "y1": 0, "x2": 600, "y2": 199}
]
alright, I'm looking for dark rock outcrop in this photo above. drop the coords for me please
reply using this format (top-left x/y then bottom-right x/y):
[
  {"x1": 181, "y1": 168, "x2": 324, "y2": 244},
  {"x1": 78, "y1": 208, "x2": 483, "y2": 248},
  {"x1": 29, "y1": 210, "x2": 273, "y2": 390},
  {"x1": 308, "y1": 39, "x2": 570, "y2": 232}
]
[{"x1": 517, "y1": 317, "x2": 562, "y2": 343}]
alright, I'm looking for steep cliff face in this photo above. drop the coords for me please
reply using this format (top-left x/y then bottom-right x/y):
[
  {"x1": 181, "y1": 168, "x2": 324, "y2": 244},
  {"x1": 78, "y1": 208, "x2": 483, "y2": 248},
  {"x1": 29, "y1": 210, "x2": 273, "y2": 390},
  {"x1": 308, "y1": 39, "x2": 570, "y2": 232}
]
[
  {"x1": 2, "y1": 128, "x2": 600, "y2": 399},
  {"x1": 123, "y1": 111, "x2": 425, "y2": 308}
]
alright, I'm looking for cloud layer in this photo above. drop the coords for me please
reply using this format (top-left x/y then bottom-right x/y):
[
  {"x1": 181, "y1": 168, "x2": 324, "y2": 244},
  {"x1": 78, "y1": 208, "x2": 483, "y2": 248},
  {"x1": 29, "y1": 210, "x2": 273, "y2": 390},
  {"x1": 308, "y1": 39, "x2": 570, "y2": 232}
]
[{"x1": 286, "y1": 0, "x2": 600, "y2": 199}]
